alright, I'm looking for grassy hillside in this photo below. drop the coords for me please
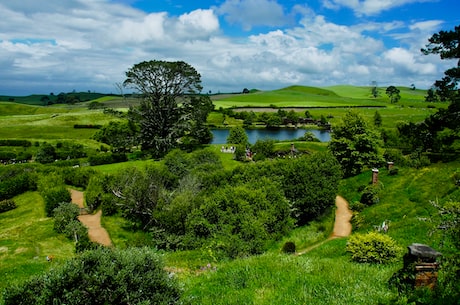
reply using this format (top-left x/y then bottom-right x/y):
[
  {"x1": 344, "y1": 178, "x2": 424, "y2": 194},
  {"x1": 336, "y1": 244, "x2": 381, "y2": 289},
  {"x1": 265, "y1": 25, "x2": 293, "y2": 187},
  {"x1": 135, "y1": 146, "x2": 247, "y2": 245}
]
[{"x1": 0, "y1": 192, "x2": 75, "y2": 290}]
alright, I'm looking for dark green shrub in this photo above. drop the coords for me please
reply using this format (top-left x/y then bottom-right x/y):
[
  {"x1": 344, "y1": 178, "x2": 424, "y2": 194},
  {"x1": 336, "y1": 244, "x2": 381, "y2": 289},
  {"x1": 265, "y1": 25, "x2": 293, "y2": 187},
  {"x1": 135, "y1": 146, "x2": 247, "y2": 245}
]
[
  {"x1": 0, "y1": 139, "x2": 31, "y2": 147},
  {"x1": 0, "y1": 151, "x2": 16, "y2": 161},
  {"x1": 88, "y1": 153, "x2": 114, "y2": 166},
  {"x1": 62, "y1": 167, "x2": 96, "y2": 188},
  {"x1": 346, "y1": 232, "x2": 402, "y2": 264},
  {"x1": 282, "y1": 241, "x2": 296, "y2": 254},
  {"x1": 0, "y1": 171, "x2": 37, "y2": 200},
  {"x1": 349, "y1": 201, "x2": 366, "y2": 212},
  {"x1": 0, "y1": 199, "x2": 16, "y2": 213},
  {"x1": 2, "y1": 247, "x2": 181, "y2": 305},
  {"x1": 360, "y1": 184, "x2": 381, "y2": 205},
  {"x1": 35, "y1": 142, "x2": 56, "y2": 164},
  {"x1": 251, "y1": 139, "x2": 275, "y2": 160},
  {"x1": 42, "y1": 186, "x2": 71, "y2": 217}
]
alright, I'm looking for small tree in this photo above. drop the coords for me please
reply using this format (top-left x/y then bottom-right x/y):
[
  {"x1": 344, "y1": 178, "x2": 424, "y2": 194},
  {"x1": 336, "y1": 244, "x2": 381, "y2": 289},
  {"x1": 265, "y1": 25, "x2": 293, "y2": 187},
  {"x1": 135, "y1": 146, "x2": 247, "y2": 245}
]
[
  {"x1": 53, "y1": 202, "x2": 80, "y2": 233},
  {"x1": 371, "y1": 81, "x2": 379, "y2": 98},
  {"x1": 373, "y1": 111, "x2": 382, "y2": 127},
  {"x1": 425, "y1": 88, "x2": 439, "y2": 102},
  {"x1": 328, "y1": 110, "x2": 382, "y2": 177},
  {"x1": 227, "y1": 126, "x2": 249, "y2": 146},
  {"x1": 386, "y1": 86, "x2": 401, "y2": 103}
]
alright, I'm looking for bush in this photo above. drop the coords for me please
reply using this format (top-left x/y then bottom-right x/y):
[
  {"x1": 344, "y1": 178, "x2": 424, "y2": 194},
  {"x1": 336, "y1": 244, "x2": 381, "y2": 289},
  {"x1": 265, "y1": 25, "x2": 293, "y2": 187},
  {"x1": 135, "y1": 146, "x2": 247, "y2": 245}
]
[
  {"x1": 0, "y1": 199, "x2": 16, "y2": 213},
  {"x1": 0, "y1": 171, "x2": 37, "y2": 200},
  {"x1": 360, "y1": 184, "x2": 381, "y2": 205},
  {"x1": 346, "y1": 232, "x2": 402, "y2": 264},
  {"x1": 0, "y1": 139, "x2": 32, "y2": 147},
  {"x1": 2, "y1": 247, "x2": 181, "y2": 305},
  {"x1": 282, "y1": 241, "x2": 296, "y2": 254},
  {"x1": 62, "y1": 167, "x2": 96, "y2": 188},
  {"x1": 42, "y1": 186, "x2": 71, "y2": 217}
]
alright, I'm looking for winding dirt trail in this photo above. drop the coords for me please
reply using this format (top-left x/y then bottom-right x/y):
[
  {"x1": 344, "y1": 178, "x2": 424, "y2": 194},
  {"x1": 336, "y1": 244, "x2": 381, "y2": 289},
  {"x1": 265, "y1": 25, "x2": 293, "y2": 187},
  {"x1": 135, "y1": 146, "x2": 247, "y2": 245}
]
[
  {"x1": 70, "y1": 189, "x2": 112, "y2": 247},
  {"x1": 297, "y1": 195, "x2": 352, "y2": 255}
]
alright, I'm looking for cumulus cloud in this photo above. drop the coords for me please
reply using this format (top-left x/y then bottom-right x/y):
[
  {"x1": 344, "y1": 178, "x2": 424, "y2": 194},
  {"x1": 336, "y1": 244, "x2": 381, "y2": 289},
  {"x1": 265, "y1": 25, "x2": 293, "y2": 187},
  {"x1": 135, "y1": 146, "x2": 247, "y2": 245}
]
[{"x1": 0, "y1": 0, "x2": 452, "y2": 94}]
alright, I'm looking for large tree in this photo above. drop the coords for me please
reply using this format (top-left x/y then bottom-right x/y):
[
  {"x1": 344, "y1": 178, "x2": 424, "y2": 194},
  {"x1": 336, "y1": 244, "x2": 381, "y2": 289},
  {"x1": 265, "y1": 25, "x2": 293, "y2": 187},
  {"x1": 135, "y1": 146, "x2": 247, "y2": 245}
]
[
  {"x1": 124, "y1": 60, "x2": 213, "y2": 157},
  {"x1": 328, "y1": 110, "x2": 382, "y2": 177}
]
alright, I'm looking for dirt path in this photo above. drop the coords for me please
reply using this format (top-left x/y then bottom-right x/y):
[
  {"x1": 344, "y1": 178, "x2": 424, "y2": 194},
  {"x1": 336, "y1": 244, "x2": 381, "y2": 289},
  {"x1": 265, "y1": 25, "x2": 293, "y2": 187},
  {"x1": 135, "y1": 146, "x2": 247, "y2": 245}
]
[
  {"x1": 297, "y1": 195, "x2": 352, "y2": 255},
  {"x1": 70, "y1": 189, "x2": 112, "y2": 247},
  {"x1": 330, "y1": 195, "x2": 353, "y2": 238}
]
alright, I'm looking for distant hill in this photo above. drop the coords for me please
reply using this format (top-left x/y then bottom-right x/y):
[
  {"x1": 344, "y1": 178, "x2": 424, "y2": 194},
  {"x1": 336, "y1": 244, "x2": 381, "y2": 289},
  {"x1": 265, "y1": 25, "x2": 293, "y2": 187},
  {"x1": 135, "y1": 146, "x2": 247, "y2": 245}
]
[{"x1": 0, "y1": 92, "x2": 118, "y2": 106}]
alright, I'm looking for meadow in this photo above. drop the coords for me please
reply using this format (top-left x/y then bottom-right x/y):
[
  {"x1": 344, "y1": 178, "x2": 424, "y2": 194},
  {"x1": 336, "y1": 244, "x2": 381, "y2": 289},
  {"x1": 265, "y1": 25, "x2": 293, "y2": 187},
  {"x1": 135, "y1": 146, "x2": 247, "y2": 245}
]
[{"x1": 0, "y1": 85, "x2": 457, "y2": 304}]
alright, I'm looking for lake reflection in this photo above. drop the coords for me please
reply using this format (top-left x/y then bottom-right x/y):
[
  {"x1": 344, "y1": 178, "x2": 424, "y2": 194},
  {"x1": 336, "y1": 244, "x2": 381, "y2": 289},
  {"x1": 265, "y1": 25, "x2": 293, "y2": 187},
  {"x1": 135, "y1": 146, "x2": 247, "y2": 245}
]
[{"x1": 211, "y1": 128, "x2": 330, "y2": 144}]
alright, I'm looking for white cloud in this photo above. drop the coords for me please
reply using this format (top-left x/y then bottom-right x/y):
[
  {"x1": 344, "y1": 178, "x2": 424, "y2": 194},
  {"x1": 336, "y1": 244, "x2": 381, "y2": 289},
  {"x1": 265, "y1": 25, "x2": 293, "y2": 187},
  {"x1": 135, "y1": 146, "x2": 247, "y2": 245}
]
[
  {"x1": 0, "y1": 0, "x2": 452, "y2": 94},
  {"x1": 323, "y1": 0, "x2": 431, "y2": 16}
]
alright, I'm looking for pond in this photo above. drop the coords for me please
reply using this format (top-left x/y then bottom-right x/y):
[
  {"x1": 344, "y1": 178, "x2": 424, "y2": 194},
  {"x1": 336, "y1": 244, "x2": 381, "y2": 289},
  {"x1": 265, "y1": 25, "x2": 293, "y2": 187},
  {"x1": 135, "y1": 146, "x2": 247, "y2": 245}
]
[{"x1": 211, "y1": 128, "x2": 331, "y2": 144}]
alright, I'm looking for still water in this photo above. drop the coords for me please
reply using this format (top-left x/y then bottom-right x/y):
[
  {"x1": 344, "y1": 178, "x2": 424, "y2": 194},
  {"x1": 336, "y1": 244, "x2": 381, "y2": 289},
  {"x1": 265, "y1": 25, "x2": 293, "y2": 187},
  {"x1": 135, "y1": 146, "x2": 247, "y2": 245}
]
[{"x1": 211, "y1": 128, "x2": 331, "y2": 144}]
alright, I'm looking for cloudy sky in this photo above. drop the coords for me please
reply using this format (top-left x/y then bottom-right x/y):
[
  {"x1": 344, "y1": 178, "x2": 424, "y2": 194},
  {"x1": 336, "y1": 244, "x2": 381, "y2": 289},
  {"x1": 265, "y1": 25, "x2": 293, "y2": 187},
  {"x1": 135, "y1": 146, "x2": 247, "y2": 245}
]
[{"x1": 0, "y1": 0, "x2": 458, "y2": 95}]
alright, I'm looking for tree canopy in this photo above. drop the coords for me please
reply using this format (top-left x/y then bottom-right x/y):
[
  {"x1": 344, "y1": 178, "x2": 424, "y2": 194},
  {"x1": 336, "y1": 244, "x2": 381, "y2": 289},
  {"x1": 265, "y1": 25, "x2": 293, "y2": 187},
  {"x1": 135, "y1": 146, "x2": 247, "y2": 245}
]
[
  {"x1": 124, "y1": 60, "x2": 213, "y2": 157},
  {"x1": 399, "y1": 25, "x2": 460, "y2": 154},
  {"x1": 421, "y1": 25, "x2": 460, "y2": 102}
]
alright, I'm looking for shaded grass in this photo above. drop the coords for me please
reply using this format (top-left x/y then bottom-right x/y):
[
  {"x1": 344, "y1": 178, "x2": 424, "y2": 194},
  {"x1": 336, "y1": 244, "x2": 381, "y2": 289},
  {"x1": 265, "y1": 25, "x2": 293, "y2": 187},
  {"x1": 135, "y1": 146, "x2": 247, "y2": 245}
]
[{"x1": 0, "y1": 192, "x2": 74, "y2": 291}]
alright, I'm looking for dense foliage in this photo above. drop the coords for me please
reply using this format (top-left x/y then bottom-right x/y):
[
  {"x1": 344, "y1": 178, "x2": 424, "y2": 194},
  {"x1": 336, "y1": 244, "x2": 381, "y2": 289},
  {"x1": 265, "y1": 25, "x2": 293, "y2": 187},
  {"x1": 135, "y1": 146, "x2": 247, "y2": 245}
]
[
  {"x1": 2, "y1": 247, "x2": 181, "y2": 305},
  {"x1": 0, "y1": 166, "x2": 37, "y2": 200},
  {"x1": 89, "y1": 149, "x2": 340, "y2": 258}
]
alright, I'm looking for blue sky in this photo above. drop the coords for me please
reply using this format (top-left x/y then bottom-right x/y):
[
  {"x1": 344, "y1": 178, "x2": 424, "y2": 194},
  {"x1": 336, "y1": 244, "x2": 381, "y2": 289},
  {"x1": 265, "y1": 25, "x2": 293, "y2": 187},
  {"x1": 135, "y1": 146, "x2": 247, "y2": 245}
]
[{"x1": 0, "y1": 0, "x2": 458, "y2": 95}]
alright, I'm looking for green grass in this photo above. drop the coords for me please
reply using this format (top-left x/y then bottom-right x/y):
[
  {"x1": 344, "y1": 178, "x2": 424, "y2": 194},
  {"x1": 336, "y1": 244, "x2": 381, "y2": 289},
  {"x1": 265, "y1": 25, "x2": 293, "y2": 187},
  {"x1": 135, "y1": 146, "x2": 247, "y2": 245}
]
[
  {"x1": 212, "y1": 86, "x2": 388, "y2": 109},
  {"x1": 180, "y1": 239, "x2": 398, "y2": 305},
  {"x1": 0, "y1": 192, "x2": 74, "y2": 291},
  {"x1": 339, "y1": 162, "x2": 460, "y2": 246}
]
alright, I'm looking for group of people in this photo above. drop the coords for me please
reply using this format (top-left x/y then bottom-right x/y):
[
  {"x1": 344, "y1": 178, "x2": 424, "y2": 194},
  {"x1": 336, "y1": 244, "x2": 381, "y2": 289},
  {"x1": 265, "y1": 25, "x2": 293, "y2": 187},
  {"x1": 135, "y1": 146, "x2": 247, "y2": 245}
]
[{"x1": 220, "y1": 146, "x2": 235, "y2": 153}]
